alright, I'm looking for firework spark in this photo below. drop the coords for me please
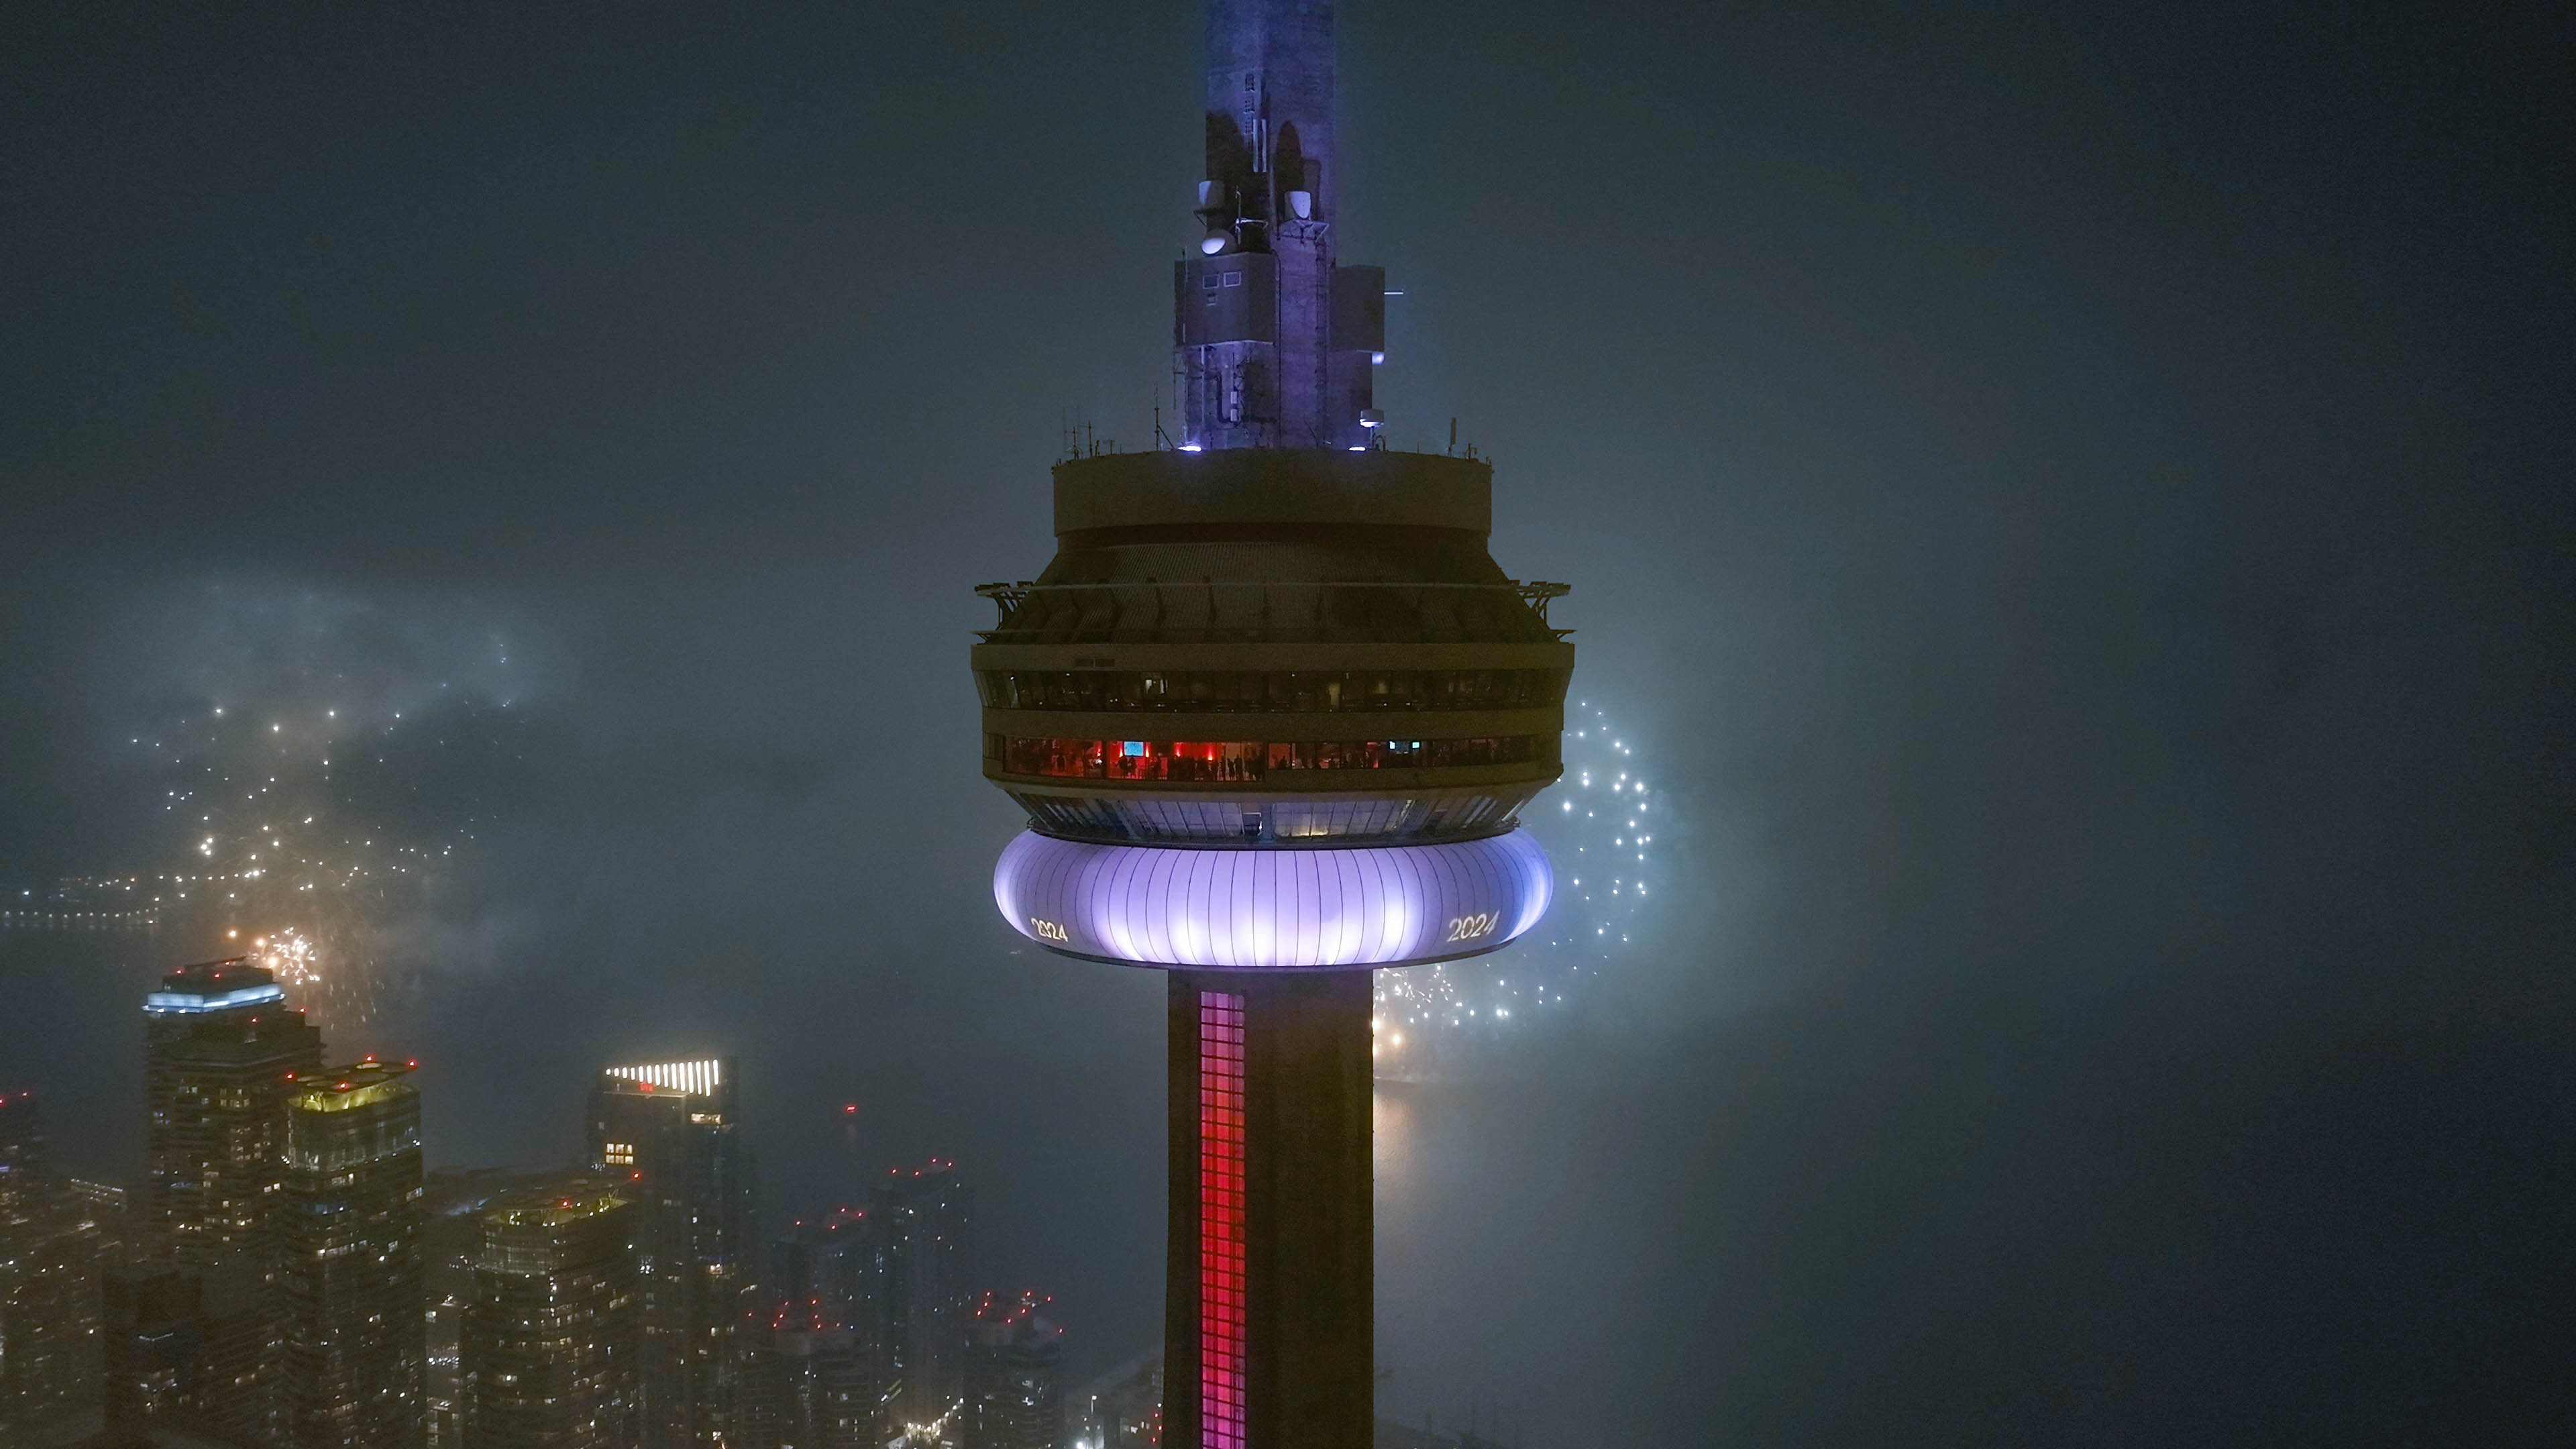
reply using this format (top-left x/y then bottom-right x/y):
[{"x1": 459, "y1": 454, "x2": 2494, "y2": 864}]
[
  {"x1": 1374, "y1": 692, "x2": 1662, "y2": 1078},
  {"x1": 16, "y1": 588, "x2": 543, "y2": 1033},
  {"x1": 249, "y1": 927, "x2": 321, "y2": 994}
]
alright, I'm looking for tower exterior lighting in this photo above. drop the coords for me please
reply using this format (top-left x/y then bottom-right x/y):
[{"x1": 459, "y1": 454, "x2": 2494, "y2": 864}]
[{"x1": 968, "y1": 5, "x2": 1574, "y2": 1443}]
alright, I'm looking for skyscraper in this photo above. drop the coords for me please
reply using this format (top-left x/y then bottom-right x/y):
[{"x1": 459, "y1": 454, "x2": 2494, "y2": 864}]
[
  {"x1": 971, "y1": 4, "x2": 1572, "y2": 1444},
  {"x1": 586, "y1": 1057, "x2": 757, "y2": 1448},
  {"x1": 739, "y1": 1297, "x2": 875, "y2": 1449},
  {"x1": 425, "y1": 1167, "x2": 562, "y2": 1449},
  {"x1": 462, "y1": 1179, "x2": 641, "y2": 1449},
  {"x1": 282, "y1": 1059, "x2": 427, "y2": 1449},
  {"x1": 1078, "y1": 1354, "x2": 1163, "y2": 1449},
  {"x1": 101, "y1": 1257, "x2": 269, "y2": 1442},
  {"x1": 961, "y1": 1292, "x2": 1065, "y2": 1449},
  {"x1": 0, "y1": 1089, "x2": 109, "y2": 1440},
  {"x1": 143, "y1": 955, "x2": 326, "y2": 1443},
  {"x1": 769, "y1": 1208, "x2": 873, "y2": 1336},
  {"x1": 869, "y1": 1161, "x2": 972, "y2": 1441},
  {"x1": 145, "y1": 957, "x2": 325, "y2": 1263},
  {"x1": 103, "y1": 1260, "x2": 209, "y2": 1434},
  {"x1": 0, "y1": 1088, "x2": 44, "y2": 1220}
]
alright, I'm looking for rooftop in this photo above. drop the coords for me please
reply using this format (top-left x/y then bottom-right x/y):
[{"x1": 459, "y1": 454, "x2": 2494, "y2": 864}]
[
  {"x1": 480, "y1": 1179, "x2": 631, "y2": 1230},
  {"x1": 144, "y1": 955, "x2": 290, "y2": 1014},
  {"x1": 599, "y1": 1058, "x2": 724, "y2": 1097},
  {"x1": 288, "y1": 1058, "x2": 418, "y2": 1113}
]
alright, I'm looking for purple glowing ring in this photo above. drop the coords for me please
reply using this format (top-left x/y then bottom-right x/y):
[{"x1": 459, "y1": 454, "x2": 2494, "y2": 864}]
[{"x1": 992, "y1": 830, "x2": 1554, "y2": 971}]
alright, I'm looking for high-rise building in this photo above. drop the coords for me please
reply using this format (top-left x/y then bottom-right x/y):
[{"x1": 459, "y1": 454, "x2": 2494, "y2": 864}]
[
  {"x1": 103, "y1": 1260, "x2": 207, "y2": 1433},
  {"x1": 769, "y1": 1208, "x2": 873, "y2": 1335},
  {"x1": 0, "y1": 1089, "x2": 111, "y2": 1440},
  {"x1": 145, "y1": 957, "x2": 326, "y2": 1261},
  {"x1": 424, "y1": 1167, "x2": 561, "y2": 1449},
  {"x1": 100, "y1": 1256, "x2": 270, "y2": 1445},
  {"x1": 739, "y1": 1298, "x2": 874, "y2": 1449},
  {"x1": 586, "y1": 1057, "x2": 757, "y2": 1448},
  {"x1": 961, "y1": 1292, "x2": 1064, "y2": 1449},
  {"x1": 0, "y1": 1088, "x2": 45, "y2": 1220},
  {"x1": 140, "y1": 955, "x2": 324, "y2": 1444},
  {"x1": 1077, "y1": 1354, "x2": 1163, "y2": 1449},
  {"x1": 970, "y1": 5, "x2": 1572, "y2": 1445},
  {"x1": 869, "y1": 1161, "x2": 972, "y2": 1440},
  {"x1": 461, "y1": 1179, "x2": 641, "y2": 1449},
  {"x1": 281, "y1": 1059, "x2": 427, "y2": 1449}
]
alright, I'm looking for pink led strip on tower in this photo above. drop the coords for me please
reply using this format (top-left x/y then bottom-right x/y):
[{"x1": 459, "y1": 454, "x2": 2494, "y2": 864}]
[{"x1": 1199, "y1": 990, "x2": 1247, "y2": 1448}]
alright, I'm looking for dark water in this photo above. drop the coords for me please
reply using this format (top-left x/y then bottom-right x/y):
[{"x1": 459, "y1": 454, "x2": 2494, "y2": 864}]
[{"x1": 0, "y1": 927, "x2": 168, "y2": 1182}]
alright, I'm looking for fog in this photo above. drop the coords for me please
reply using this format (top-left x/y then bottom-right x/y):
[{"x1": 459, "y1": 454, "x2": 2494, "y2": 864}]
[{"x1": 3, "y1": 0, "x2": 2568, "y2": 1439}]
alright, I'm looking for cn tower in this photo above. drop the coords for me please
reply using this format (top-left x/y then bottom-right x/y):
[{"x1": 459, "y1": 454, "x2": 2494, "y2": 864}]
[{"x1": 972, "y1": 3, "x2": 1572, "y2": 1444}]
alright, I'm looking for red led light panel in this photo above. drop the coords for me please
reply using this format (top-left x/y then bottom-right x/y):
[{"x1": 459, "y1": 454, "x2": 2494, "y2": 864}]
[{"x1": 1199, "y1": 990, "x2": 1247, "y2": 1449}]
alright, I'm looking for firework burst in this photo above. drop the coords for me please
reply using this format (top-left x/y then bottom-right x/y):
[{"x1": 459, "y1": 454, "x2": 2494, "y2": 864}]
[
  {"x1": 84, "y1": 590, "x2": 535, "y2": 1034},
  {"x1": 1374, "y1": 692, "x2": 1662, "y2": 1079},
  {"x1": 248, "y1": 927, "x2": 321, "y2": 994}
]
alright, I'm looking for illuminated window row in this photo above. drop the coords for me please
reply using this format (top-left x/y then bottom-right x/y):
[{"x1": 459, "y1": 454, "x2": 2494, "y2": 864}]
[
  {"x1": 994, "y1": 734, "x2": 1557, "y2": 782},
  {"x1": 1199, "y1": 990, "x2": 1247, "y2": 1449},
  {"x1": 978, "y1": 667, "x2": 1568, "y2": 714},
  {"x1": 600, "y1": 1059, "x2": 722, "y2": 1097}
]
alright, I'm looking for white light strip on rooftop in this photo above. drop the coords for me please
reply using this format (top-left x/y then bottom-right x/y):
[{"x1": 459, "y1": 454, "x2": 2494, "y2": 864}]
[
  {"x1": 143, "y1": 983, "x2": 286, "y2": 1014},
  {"x1": 604, "y1": 1059, "x2": 721, "y2": 1097}
]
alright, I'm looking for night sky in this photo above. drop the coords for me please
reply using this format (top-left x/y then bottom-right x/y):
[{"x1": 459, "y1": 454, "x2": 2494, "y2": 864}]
[{"x1": 5, "y1": 1, "x2": 2571, "y2": 1442}]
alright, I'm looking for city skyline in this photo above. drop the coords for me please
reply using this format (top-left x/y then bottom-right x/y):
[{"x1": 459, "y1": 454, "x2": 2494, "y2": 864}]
[
  {"x1": 8, "y1": 947, "x2": 1088, "y2": 1447},
  {"x1": 3, "y1": 0, "x2": 2568, "y2": 1442}
]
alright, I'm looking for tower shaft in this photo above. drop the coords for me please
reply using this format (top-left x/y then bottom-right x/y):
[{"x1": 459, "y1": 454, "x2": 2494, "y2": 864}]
[{"x1": 1165, "y1": 971, "x2": 1373, "y2": 1449}]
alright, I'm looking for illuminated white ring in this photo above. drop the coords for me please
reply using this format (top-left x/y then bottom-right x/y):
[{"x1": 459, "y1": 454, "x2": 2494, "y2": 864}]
[{"x1": 993, "y1": 830, "x2": 1553, "y2": 971}]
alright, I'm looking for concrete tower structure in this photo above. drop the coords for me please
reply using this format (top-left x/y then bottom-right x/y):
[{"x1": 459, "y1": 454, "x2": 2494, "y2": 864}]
[{"x1": 973, "y1": 5, "x2": 1572, "y2": 1444}]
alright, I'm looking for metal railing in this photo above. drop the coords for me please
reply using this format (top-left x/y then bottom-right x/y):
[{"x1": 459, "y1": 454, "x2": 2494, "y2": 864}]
[{"x1": 972, "y1": 578, "x2": 1572, "y2": 643}]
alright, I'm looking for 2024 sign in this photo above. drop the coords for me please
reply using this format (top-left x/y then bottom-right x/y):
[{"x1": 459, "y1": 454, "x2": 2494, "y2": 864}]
[{"x1": 1444, "y1": 912, "x2": 1499, "y2": 943}]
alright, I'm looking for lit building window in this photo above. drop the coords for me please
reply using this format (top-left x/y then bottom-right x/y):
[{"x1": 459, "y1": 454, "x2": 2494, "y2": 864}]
[{"x1": 998, "y1": 735, "x2": 1553, "y2": 782}]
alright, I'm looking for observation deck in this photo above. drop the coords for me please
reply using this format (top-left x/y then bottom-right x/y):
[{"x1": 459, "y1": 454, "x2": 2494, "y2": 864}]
[{"x1": 973, "y1": 449, "x2": 1573, "y2": 851}]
